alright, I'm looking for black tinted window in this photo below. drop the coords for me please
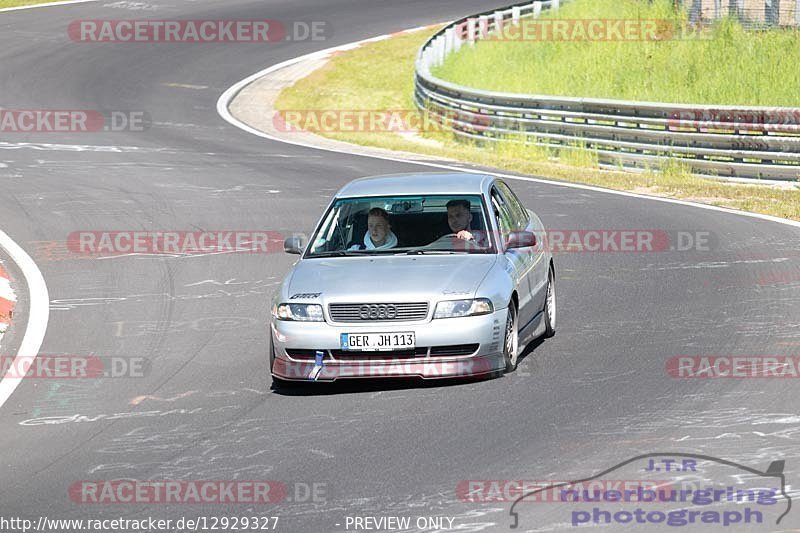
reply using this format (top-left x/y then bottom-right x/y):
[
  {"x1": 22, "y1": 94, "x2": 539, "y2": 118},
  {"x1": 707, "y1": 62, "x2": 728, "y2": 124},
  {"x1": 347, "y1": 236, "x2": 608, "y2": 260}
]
[{"x1": 495, "y1": 182, "x2": 528, "y2": 230}]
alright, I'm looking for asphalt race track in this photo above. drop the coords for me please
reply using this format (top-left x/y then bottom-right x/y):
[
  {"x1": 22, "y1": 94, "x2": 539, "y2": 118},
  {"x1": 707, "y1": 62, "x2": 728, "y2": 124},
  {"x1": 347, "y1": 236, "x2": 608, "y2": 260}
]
[{"x1": 1, "y1": 1, "x2": 800, "y2": 531}]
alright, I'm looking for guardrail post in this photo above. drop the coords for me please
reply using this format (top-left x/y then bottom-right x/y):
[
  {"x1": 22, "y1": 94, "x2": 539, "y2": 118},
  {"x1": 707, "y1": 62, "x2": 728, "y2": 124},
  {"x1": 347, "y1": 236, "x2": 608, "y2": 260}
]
[
  {"x1": 444, "y1": 27, "x2": 454, "y2": 58},
  {"x1": 552, "y1": 0, "x2": 560, "y2": 10},
  {"x1": 437, "y1": 36, "x2": 446, "y2": 65},
  {"x1": 533, "y1": 2, "x2": 542, "y2": 17},
  {"x1": 512, "y1": 6, "x2": 521, "y2": 23},
  {"x1": 478, "y1": 15, "x2": 490, "y2": 39},
  {"x1": 467, "y1": 18, "x2": 476, "y2": 46},
  {"x1": 494, "y1": 11, "x2": 505, "y2": 36}
]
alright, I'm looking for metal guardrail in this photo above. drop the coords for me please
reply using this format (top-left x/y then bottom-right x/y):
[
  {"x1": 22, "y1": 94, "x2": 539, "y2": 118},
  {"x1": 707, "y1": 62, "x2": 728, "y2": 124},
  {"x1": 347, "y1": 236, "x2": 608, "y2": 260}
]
[
  {"x1": 679, "y1": 0, "x2": 800, "y2": 29},
  {"x1": 414, "y1": 0, "x2": 800, "y2": 181}
]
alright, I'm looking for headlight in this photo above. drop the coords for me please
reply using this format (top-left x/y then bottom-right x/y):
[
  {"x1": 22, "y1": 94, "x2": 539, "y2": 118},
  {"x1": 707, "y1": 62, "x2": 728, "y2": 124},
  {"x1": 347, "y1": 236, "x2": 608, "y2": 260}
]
[
  {"x1": 273, "y1": 303, "x2": 324, "y2": 322},
  {"x1": 433, "y1": 298, "x2": 493, "y2": 319}
]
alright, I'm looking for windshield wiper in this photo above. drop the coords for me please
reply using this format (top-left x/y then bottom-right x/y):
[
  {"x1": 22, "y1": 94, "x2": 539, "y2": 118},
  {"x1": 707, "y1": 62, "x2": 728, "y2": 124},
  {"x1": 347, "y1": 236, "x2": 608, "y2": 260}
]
[
  {"x1": 309, "y1": 250, "x2": 363, "y2": 258},
  {"x1": 404, "y1": 249, "x2": 458, "y2": 255}
]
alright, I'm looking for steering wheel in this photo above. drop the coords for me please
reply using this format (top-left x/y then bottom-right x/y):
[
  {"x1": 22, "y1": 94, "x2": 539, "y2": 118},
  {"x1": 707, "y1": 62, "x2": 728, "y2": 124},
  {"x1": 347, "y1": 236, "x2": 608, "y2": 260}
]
[{"x1": 429, "y1": 233, "x2": 480, "y2": 250}]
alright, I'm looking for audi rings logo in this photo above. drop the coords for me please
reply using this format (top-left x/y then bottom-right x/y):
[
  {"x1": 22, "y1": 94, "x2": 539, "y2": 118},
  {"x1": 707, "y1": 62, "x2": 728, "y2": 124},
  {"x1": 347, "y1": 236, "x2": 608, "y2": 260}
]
[{"x1": 359, "y1": 304, "x2": 397, "y2": 320}]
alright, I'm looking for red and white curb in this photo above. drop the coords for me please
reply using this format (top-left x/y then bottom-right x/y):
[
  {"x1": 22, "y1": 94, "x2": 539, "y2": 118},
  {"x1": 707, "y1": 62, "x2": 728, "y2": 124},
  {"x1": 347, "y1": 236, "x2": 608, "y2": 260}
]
[
  {"x1": 0, "y1": 262, "x2": 15, "y2": 340},
  {"x1": 0, "y1": 230, "x2": 49, "y2": 410}
]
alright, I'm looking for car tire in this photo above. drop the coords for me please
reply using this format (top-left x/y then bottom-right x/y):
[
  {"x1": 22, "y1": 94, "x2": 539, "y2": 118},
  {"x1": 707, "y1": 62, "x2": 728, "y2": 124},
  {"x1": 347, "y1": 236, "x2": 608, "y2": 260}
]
[
  {"x1": 543, "y1": 266, "x2": 556, "y2": 338},
  {"x1": 503, "y1": 302, "x2": 519, "y2": 373}
]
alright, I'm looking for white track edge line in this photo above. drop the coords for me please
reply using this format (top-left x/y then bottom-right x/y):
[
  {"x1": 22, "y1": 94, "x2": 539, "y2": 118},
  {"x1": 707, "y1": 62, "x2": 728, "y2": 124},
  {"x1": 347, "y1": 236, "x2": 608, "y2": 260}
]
[
  {"x1": 0, "y1": 230, "x2": 50, "y2": 409},
  {"x1": 0, "y1": 0, "x2": 101, "y2": 13},
  {"x1": 217, "y1": 29, "x2": 800, "y2": 230}
]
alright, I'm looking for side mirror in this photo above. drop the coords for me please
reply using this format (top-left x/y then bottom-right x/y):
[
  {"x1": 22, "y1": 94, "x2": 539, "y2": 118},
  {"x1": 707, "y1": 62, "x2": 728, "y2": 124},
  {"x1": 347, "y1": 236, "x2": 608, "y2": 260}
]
[
  {"x1": 284, "y1": 234, "x2": 308, "y2": 255},
  {"x1": 506, "y1": 231, "x2": 536, "y2": 249}
]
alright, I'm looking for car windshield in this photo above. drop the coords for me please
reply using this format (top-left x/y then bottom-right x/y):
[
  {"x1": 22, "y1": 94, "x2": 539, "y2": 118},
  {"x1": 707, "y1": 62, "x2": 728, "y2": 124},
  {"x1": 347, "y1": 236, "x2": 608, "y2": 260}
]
[{"x1": 306, "y1": 194, "x2": 495, "y2": 256}]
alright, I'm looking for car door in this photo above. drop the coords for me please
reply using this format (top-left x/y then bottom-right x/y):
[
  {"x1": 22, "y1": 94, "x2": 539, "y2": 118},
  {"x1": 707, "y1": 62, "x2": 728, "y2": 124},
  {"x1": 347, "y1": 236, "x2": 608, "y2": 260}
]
[
  {"x1": 490, "y1": 186, "x2": 536, "y2": 330},
  {"x1": 495, "y1": 181, "x2": 548, "y2": 319}
]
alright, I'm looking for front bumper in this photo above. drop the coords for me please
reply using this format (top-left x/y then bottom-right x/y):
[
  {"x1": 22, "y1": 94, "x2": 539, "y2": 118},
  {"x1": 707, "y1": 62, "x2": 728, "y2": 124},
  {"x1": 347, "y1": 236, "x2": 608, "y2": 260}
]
[{"x1": 271, "y1": 309, "x2": 508, "y2": 381}]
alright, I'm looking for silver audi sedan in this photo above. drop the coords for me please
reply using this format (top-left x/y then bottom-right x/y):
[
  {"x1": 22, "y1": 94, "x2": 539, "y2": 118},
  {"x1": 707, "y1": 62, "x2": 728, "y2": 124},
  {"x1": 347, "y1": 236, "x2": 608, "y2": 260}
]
[{"x1": 269, "y1": 172, "x2": 555, "y2": 384}]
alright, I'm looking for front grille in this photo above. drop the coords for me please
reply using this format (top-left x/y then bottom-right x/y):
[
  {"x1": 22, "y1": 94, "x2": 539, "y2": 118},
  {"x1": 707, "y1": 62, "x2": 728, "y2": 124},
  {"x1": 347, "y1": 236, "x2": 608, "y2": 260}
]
[
  {"x1": 330, "y1": 348, "x2": 428, "y2": 359},
  {"x1": 429, "y1": 344, "x2": 480, "y2": 357},
  {"x1": 328, "y1": 302, "x2": 429, "y2": 322}
]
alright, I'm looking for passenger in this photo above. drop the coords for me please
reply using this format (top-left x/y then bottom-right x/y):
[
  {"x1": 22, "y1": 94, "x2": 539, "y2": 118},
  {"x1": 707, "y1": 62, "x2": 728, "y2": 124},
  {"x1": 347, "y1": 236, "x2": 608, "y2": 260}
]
[{"x1": 350, "y1": 207, "x2": 398, "y2": 250}]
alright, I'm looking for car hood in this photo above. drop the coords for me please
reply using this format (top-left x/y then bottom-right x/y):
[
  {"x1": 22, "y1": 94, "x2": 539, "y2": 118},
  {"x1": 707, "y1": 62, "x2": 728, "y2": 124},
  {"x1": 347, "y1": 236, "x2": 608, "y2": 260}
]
[{"x1": 287, "y1": 254, "x2": 498, "y2": 302}]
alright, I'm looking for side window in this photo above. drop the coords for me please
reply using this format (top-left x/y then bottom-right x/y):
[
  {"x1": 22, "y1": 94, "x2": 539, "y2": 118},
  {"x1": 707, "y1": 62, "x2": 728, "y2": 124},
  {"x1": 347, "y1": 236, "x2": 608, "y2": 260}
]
[
  {"x1": 496, "y1": 181, "x2": 529, "y2": 230},
  {"x1": 491, "y1": 190, "x2": 515, "y2": 246}
]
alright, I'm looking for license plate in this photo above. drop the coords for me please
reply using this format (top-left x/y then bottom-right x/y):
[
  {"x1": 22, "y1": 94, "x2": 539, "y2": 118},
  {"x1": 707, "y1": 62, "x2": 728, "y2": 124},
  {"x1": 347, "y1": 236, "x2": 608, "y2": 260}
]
[{"x1": 340, "y1": 332, "x2": 415, "y2": 351}]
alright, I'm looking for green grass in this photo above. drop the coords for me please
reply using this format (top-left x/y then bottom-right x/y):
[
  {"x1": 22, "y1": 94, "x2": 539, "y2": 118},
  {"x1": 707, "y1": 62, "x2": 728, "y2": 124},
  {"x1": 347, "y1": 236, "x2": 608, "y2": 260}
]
[
  {"x1": 434, "y1": 0, "x2": 800, "y2": 106},
  {"x1": 275, "y1": 25, "x2": 800, "y2": 221},
  {"x1": 0, "y1": 0, "x2": 72, "y2": 7}
]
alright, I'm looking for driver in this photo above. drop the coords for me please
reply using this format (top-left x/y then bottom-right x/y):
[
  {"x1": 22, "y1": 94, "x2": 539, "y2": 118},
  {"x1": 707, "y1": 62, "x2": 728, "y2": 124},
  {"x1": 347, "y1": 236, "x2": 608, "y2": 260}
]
[{"x1": 446, "y1": 199, "x2": 484, "y2": 243}]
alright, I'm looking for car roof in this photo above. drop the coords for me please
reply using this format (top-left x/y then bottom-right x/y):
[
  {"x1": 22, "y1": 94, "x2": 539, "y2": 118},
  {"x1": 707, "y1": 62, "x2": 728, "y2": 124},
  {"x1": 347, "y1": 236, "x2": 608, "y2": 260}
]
[{"x1": 335, "y1": 173, "x2": 494, "y2": 198}]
